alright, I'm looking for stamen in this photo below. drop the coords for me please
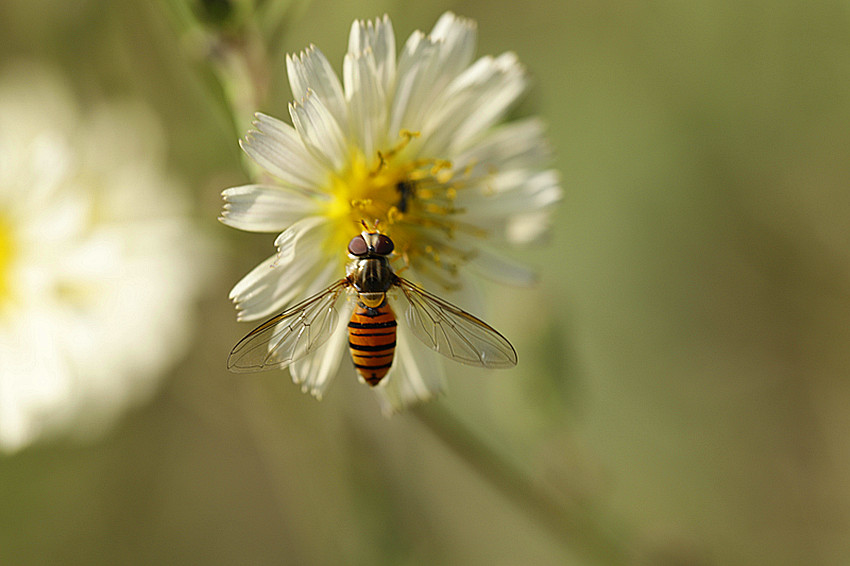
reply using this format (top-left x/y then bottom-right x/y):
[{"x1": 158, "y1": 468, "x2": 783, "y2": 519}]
[
  {"x1": 423, "y1": 203, "x2": 456, "y2": 215},
  {"x1": 372, "y1": 151, "x2": 387, "y2": 174},
  {"x1": 430, "y1": 160, "x2": 452, "y2": 176},
  {"x1": 377, "y1": 130, "x2": 421, "y2": 163},
  {"x1": 424, "y1": 244, "x2": 440, "y2": 263},
  {"x1": 435, "y1": 171, "x2": 454, "y2": 184},
  {"x1": 387, "y1": 206, "x2": 403, "y2": 224}
]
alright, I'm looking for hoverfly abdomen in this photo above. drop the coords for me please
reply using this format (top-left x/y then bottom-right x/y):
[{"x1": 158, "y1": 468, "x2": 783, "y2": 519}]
[{"x1": 348, "y1": 300, "x2": 397, "y2": 386}]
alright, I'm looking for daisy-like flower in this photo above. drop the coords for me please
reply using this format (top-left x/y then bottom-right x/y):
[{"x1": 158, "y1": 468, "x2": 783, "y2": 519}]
[
  {"x1": 0, "y1": 63, "x2": 209, "y2": 451},
  {"x1": 221, "y1": 12, "x2": 561, "y2": 412}
]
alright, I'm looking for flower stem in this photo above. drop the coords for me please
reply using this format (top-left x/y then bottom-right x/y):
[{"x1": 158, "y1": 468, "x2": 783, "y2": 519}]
[
  {"x1": 157, "y1": 0, "x2": 270, "y2": 137},
  {"x1": 411, "y1": 402, "x2": 633, "y2": 565}
]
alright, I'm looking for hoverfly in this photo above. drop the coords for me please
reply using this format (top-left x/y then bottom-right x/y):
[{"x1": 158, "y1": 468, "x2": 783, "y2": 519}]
[{"x1": 227, "y1": 226, "x2": 517, "y2": 386}]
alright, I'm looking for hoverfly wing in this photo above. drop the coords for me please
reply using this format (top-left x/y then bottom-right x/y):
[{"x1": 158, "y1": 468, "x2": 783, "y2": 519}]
[
  {"x1": 393, "y1": 277, "x2": 517, "y2": 368},
  {"x1": 227, "y1": 280, "x2": 349, "y2": 373}
]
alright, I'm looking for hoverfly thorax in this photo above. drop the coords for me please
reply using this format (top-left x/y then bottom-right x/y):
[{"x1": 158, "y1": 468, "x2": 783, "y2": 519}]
[{"x1": 346, "y1": 230, "x2": 395, "y2": 306}]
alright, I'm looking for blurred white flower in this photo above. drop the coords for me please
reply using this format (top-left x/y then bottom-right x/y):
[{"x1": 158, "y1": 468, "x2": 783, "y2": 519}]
[
  {"x1": 0, "y1": 63, "x2": 209, "y2": 451},
  {"x1": 221, "y1": 12, "x2": 561, "y2": 412}
]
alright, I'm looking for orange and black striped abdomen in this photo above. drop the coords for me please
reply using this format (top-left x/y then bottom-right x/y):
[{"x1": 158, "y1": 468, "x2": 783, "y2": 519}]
[{"x1": 348, "y1": 300, "x2": 397, "y2": 386}]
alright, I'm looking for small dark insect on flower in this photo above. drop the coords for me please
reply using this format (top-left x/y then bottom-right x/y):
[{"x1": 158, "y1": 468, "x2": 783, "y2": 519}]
[{"x1": 395, "y1": 180, "x2": 415, "y2": 214}]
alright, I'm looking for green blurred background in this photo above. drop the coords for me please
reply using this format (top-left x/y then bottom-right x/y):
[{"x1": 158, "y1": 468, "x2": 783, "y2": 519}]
[{"x1": 2, "y1": 0, "x2": 850, "y2": 564}]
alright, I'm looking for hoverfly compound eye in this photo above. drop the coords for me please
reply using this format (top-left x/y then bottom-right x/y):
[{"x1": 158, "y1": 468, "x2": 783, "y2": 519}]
[
  {"x1": 347, "y1": 235, "x2": 369, "y2": 256},
  {"x1": 374, "y1": 234, "x2": 395, "y2": 255}
]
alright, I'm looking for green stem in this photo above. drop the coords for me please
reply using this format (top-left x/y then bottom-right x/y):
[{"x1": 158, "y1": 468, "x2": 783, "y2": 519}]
[
  {"x1": 259, "y1": 0, "x2": 314, "y2": 58},
  {"x1": 157, "y1": 0, "x2": 270, "y2": 137},
  {"x1": 411, "y1": 402, "x2": 633, "y2": 565}
]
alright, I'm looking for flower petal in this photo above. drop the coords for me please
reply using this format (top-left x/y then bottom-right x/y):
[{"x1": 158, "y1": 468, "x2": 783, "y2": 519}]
[
  {"x1": 389, "y1": 31, "x2": 439, "y2": 135},
  {"x1": 456, "y1": 169, "x2": 562, "y2": 245},
  {"x1": 374, "y1": 320, "x2": 445, "y2": 415},
  {"x1": 230, "y1": 219, "x2": 340, "y2": 321},
  {"x1": 348, "y1": 14, "x2": 396, "y2": 96},
  {"x1": 289, "y1": 298, "x2": 354, "y2": 398},
  {"x1": 420, "y1": 52, "x2": 527, "y2": 156},
  {"x1": 240, "y1": 113, "x2": 328, "y2": 190},
  {"x1": 0, "y1": 311, "x2": 69, "y2": 451},
  {"x1": 230, "y1": 254, "x2": 318, "y2": 321},
  {"x1": 429, "y1": 12, "x2": 478, "y2": 82},
  {"x1": 389, "y1": 12, "x2": 479, "y2": 137},
  {"x1": 452, "y1": 117, "x2": 551, "y2": 178},
  {"x1": 344, "y1": 50, "x2": 388, "y2": 159},
  {"x1": 219, "y1": 184, "x2": 323, "y2": 233},
  {"x1": 289, "y1": 90, "x2": 349, "y2": 172},
  {"x1": 229, "y1": 254, "x2": 282, "y2": 316},
  {"x1": 506, "y1": 210, "x2": 554, "y2": 245},
  {"x1": 273, "y1": 215, "x2": 328, "y2": 263},
  {"x1": 286, "y1": 46, "x2": 347, "y2": 132},
  {"x1": 457, "y1": 169, "x2": 562, "y2": 219},
  {"x1": 467, "y1": 246, "x2": 538, "y2": 286}
]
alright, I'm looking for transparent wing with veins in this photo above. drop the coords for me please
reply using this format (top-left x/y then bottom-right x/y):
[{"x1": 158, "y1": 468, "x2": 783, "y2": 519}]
[
  {"x1": 227, "y1": 280, "x2": 349, "y2": 373},
  {"x1": 393, "y1": 278, "x2": 518, "y2": 368}
]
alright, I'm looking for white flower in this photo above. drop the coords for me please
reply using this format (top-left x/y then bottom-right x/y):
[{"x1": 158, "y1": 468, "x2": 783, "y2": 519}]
[
  {"x1": 0, "y1": 63, "x2": 209, "y2": 451},
  {"x1": 221, "y1": 12, "x2": 561, "y2": 413}
]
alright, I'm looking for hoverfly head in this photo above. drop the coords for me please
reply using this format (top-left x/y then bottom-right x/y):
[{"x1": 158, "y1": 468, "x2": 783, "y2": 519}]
[{"x1": 349, "y1": 219, "x2": 394, "y2": 257}]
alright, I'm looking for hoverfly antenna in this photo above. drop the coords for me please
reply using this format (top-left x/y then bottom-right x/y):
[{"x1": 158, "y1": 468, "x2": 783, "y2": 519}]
[{"x1": 359, "y1": 218, "x2": 381, "y2": 234}]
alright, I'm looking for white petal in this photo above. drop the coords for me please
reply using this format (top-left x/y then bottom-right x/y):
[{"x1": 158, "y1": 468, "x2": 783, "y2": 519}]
[
  {"x1": 18, "y1": 186, "x2": 89, "y2": 244},
  {"x1": 289, "y1": 299, "x2": 354, "y2": 398},
  {"x1": 389, "y1": 12, "x2": 479, "y2": 137},
  {"x1": 449, "y1": 53, "x2": 528, "y2": 151},
  {"x1": 240, "y1": 113, "x2": 328, "y2": 190},
  {"x1": 0, "y1": 313, "x2": 70, "y2": 452},
  {"x1": 289, "y1": 91, "x2": 349, "y2": 172},
  {"x1": 374, "y1": 320, "x2": 445, "y2": 415},
  {"x1": 457, "y1": 169, "x2": 562, "y2": 218},
  {"x1": 389, "y1": 31, "x2": 439, "y2": 135},
  {"x1": 229, "y1": 254, "x2": 278, "y2": 314},
  {"x1": 219, "y1": 184, "x2": 323, "y2": 233},
  {"x1": 456, "y1": 170, "x2": 562, "y2": 245},
  {"x1": 348, "y1": 14, "x2": 396, "y2": 96},
  {"x1": 429, "y1": 12, "x2": 478, "y2": 81},
  {"x1": 17, "y1": 131, "x2": 73, "y2": 209},
  {"x1": 286, "y1": 46, "x2": 347, "y2": 131},
  {"x1": 229, "y1": 228, "x2": 339, "y2": 322},
  {"x1": 230, "y1": 256, "x2": 315, "y2": 321},
  {"x1": 506, "y1": 210, "x2": 554, "y2": 245},
  {"x1": 273, "y1": 215, "x2": 328, "y2": 263},
  {"x1": 467, "y1": 246, "x2": 537, "y2": 286},
  {"x1": 440, "y1": 271, "x2": 486, "y2": 316},
  {"x1": 420, "y1": 53, "x2": 527, "y2": 156},
  {"x1": 344, "y1": 50, "x2": 388, "y2": 159},
  {"x1": 452, "y1": 118, "x2": 551, "y2": 177}
]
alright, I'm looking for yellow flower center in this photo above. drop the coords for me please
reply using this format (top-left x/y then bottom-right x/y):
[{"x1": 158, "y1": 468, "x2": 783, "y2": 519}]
[
  {"x1": 0, "y1": 215, "x2": 15, "y2": 305},
  {"x1": 320, "y1": 132, "x2": 467, "y2": 271},
  {"x1": 323, "y1": 148, "x2": 405, "y2": 253}
]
